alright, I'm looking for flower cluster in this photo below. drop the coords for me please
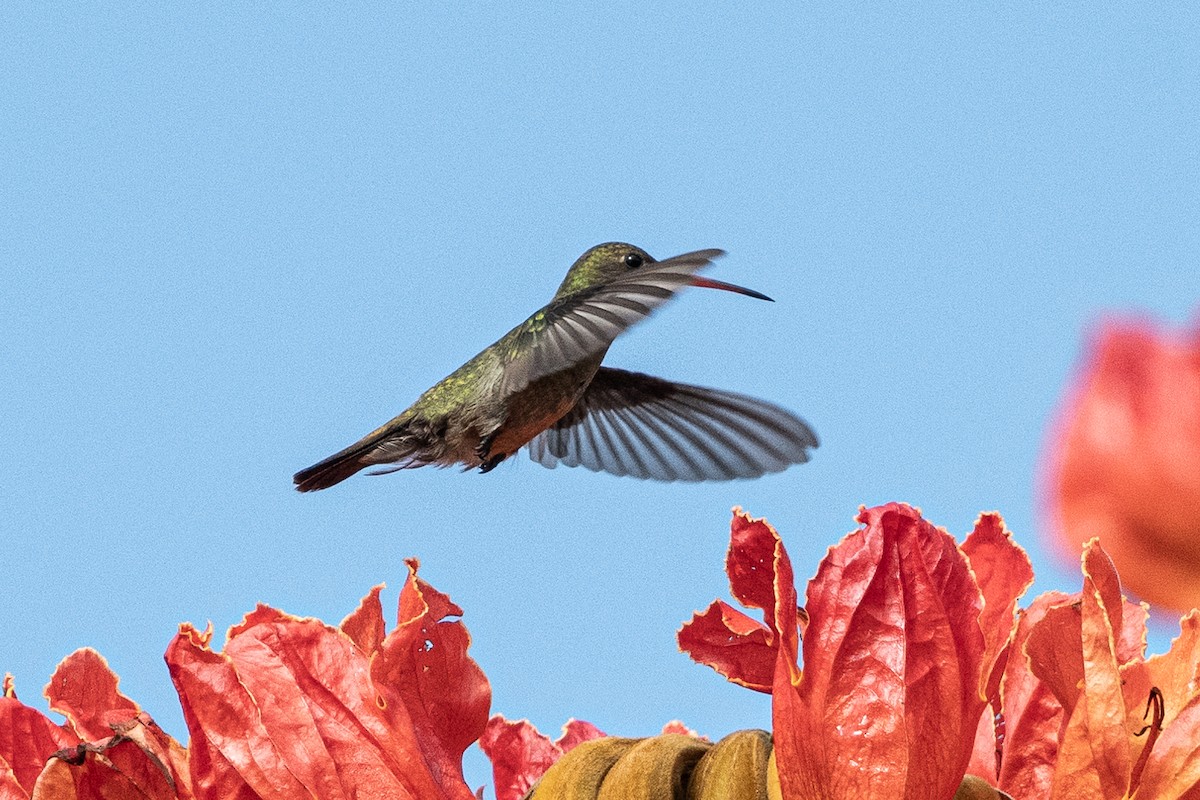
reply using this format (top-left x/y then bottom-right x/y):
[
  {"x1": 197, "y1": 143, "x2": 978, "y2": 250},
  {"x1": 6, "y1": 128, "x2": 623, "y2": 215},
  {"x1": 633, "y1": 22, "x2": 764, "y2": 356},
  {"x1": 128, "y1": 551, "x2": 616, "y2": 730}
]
[
  {"x1": 1, "y1": 558, "x2": 489, "y2": 799},
  {"x1": 4, "y1": 508, "x2": 1199, "y2": 799},
  {"x1": 678, "y1": 504, "x2": 1200, "y2": 799}
]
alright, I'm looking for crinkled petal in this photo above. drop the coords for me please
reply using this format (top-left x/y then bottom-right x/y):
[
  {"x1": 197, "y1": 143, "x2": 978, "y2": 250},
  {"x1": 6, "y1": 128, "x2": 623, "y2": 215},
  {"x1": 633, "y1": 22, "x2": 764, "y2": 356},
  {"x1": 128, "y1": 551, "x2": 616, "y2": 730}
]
[
  {"x1": 1135, "y1": 691, "x2": 1200, "y2": 799},
  {"x1": 966, "y1": 700, "x2": 1000, "y2": 786},
  {"x1": 679, "y1": 509, "x2": 792, "y2": 693},
  {"x1": 479, "y1": 716, "x2": 606, "y2": 800},
  {"x1": 31, "y1": 723, "x2": 186, "y2": 800},
  {"x1": 774, "y1": 503, "x2": 986, "y2": 800},
  {"x1": 44, "y1": 649, "x2": 141, "y2": 742},
  {"x1": 166, "y1": 561, "x2": 488, "y2": 800},
  {"x1": 373, "y1": 558, "x2": 491, "y2": 791},
  {"x1": 726, "y1": 508, "x2": 783, "y2": 625},
  {"x1": 557, "y1": 719, "x2": 605, "y2": 752},
  {"x1": 1026, "y1": 547, "x2": 1145, "y2": 721},
  {"x1": 1025, "y1": 602, "x2": 1087, "y2": 717},
  {"x1": 1145, "y1": 610, "x2": 1200, "y2": 729},
  {"x1": 479, "y1": 716, "x2": 562, "y2": 800},
  {"x1": 962, "y1": 513, "x2": 1034, "y2": 701},
  {"x1": 995, "y1": 592, "x2": 1070, "y2": 798},
  {"x1": 340, "y1": 584, "x2": 386, "y2": 655},
  {"x1": 1049, "y1": 542, "x2": 1133, "y2": 800},
  {"x1": 0, "y1": 683, "x2": 78, "y2": 796},
  {"x1": 678, "y1": 600, "x2": 775, "y2": 692}
]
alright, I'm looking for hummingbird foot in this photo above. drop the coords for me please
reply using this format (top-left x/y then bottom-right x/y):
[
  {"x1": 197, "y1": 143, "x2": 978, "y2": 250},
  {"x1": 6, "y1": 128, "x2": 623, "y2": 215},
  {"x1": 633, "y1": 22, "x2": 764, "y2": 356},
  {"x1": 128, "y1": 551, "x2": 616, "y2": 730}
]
[
  {"x1": 475, "y1": 432, "x2": 497, "y2": 462},
  {"x1": 479, "y1": 453, "x2": 506, "y2": 474}
]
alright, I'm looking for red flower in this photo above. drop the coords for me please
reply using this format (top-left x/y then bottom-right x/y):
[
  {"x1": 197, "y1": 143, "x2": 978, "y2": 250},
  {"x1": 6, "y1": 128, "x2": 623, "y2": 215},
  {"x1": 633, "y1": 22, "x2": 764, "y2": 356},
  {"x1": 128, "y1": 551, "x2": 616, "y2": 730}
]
[
  {"x1": 0, "y1": 650, "x2": 189, "y2": 800},
  {"x1": 683, "y1": 505, "x2": 1032, "y2": 800},
  {"x1": 684, "y1": 505, "x2": 1200, "y2": 799},
  {"x1": 1045, "y1": 316, "x2": 1200, "y2": 611},
  {"x1": 166, "y1": 558, "x2": 490, "y2": 799},
  {"x1": 988, "y1": 540, "x2": 1200, "y2": 799},
  {"x1": 1, "y1": 673, "x2": 78, "y2": 798},
  {"x1": 479, "y1": 716, "x2": 605, "y2": 800},
  {"x1": 2, "y1": 559, "x2": 489, "y2": 799}
]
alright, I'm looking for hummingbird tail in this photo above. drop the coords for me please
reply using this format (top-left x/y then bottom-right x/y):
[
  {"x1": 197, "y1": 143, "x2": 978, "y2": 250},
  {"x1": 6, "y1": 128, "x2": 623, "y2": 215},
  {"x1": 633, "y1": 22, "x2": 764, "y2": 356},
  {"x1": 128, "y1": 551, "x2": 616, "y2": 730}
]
[
  {"x1": 293, "y1": 447, "x2": 374, "y2": 492},
  {"x1": 294, "y1": 417, "x2": 436, "y2": 491}
]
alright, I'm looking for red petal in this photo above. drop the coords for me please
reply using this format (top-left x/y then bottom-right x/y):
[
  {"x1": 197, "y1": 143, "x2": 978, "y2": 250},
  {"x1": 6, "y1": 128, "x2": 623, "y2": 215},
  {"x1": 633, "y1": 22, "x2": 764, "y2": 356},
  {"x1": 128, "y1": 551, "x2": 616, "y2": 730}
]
[
  {"x1": 678, "y1": 509, "x2": 793, "y2": 692},
  {"x1": 478, "y1": 716, "x2": 562, "y2": 800},
  {"x1": 0, "y1": 682, "x2": 78, "y2": 795},
  {"x1": 1048, "y1": 542, "x2": 1133, "y2": 799},
  {"x1": 774, "y1": 503, "x2": 987, "y2": 800},
  {"x1": 44, "y1": 649, "x2": 140, "y2": 742},
  {"x1": 1135, "y1": 690, "x2": 1200, "y2": 798},
  {"x1": 1026, "y1": 543, "x2": 1146, "y2": 722},
  {"x1": 0, "y1": 775, "x2": 27, "y2": 800},
  {"x1": 556, "y1": 719, "x2": 605, "y2": 752},
  {"x1": 166, "y1": 565, "x2": 489, "y2": 800},
  {"x1": 677, "y1": 601, "x2": 774, "y2": 692},
  {"x1": 726, "y1": 508, "x2": 783, "y2": 626},
  {"x1": 340, "y1": 584, "x2": 386, "y2": 654},
  {"x1": 994, "y1": 591, "x2": 1070, "y2": 799},
  {"x1": 1145, "y1": 610, "x2": 1200, "y2": 730},
  {"x1": 1025, "y1": 602, "x2": 1086, "y2": 716},
  {"x1": 965, "y1": 702, "x2": 1000, "y2": 786},
  {"x1": 31, "y1": 717, "x2": 192, "y2": 800},
  {"x1": 962, "y1": 513, "x2": 1034, "y2": 702},
  {"x1": 373, "y1": 558, "x2": 491, "y2": 784},
  {"x1": 478, "y1": 716, "x2": 607, "y2": 800},
  {"x1": 1046, "y1": 317, "x2": 1200, "y2": 612},
  {"x1": 1116, "y1": 608, "x2": 1200, "y2": 798}
]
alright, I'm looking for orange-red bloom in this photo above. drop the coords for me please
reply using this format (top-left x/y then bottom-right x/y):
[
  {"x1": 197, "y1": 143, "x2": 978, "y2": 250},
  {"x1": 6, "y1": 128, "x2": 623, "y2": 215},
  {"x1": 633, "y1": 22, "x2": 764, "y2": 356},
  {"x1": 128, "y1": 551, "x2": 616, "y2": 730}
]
[
  {"x1": 1, "y1": 650, "x2": 189, "y2": 800},
  {"x1": 8, "y1": 502, "x2": 1200, "y2": 799},
  {"x1": 776, "y1": 505, "x2": 1003, "y2": 800},
  {"x1": 1, "y1": 559, "x2": 489, "y2": 800},
  {"x1": 683, "y1": 505, "x2": 1032, "y2": 800},
  {"x1": 2, "y1": 673, "x2": 78, "y2": 799},
  {"x1": 984, "y1": 541, "x2": 1200, "y2": 799},
  {"x1": 165, "y1": 558, "x2": 489, "y2": 799},
  {"x1": 479, "y1": 716, "x2": 606, "y2": 800},
  {"x1": 684, "y1": 505, "x2": 1200, "y2": 800},
  {"x1": 1045, "y1": 316, "x2": 1200, "y2": 611}
]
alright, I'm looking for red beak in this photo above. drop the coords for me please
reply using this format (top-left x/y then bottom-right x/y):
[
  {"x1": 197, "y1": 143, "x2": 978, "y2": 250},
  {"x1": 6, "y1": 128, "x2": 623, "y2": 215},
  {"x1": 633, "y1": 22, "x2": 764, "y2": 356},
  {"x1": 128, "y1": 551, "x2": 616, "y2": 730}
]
[{"x1": 690, "y1": 276, "x2": 774, "y2": 302}]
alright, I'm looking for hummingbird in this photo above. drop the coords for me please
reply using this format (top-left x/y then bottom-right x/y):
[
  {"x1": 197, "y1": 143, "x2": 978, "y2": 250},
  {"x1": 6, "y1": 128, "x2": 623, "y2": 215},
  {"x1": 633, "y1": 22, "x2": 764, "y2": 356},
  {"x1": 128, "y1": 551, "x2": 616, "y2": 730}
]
[{"x1": 294, "y1": 243, "x2": 818, "y2": 491}]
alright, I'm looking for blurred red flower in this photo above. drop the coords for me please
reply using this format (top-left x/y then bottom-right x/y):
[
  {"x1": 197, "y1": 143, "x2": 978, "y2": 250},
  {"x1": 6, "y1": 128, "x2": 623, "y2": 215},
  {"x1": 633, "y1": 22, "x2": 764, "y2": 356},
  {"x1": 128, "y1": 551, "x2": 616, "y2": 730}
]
[{"x1": 1045, "y1": 316, "x2": 1200, "y2": 611}]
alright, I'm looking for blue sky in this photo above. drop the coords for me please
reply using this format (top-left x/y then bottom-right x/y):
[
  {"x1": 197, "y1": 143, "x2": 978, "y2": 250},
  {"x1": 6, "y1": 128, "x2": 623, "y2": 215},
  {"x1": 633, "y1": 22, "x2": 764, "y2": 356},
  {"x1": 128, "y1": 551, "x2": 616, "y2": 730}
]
[{"x1": 3, "y1": 3, "x2": 1197, "y2": 792}]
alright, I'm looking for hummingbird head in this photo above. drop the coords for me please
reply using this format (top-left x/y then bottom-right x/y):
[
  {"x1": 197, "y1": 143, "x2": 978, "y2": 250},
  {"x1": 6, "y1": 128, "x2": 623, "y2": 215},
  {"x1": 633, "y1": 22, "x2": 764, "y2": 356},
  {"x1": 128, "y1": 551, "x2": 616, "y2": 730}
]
[
  {"x1": 553, "y1": 242, "x2": 655, "y2": 298},
  {"x1": 552, "y1": 242, "x2": 774, "y2": 302}
]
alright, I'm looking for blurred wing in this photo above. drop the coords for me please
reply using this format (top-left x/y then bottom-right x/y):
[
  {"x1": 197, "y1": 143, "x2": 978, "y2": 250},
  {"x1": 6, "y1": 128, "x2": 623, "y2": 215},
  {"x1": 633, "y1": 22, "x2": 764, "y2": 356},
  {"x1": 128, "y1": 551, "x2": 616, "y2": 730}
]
[
  {"x1": 498, "y1": 249, "x2": 724, "y2": 397},
  {"x1": 526, "y1": 367, "x2": 818, "y2": 481}
]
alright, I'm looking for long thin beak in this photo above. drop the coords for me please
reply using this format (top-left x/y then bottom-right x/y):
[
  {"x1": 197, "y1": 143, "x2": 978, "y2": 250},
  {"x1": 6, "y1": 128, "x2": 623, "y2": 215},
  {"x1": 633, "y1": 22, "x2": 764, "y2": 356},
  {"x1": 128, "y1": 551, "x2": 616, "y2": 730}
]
[{"x1": 690, "y1": 275, "x2": 774, "y2": 302}]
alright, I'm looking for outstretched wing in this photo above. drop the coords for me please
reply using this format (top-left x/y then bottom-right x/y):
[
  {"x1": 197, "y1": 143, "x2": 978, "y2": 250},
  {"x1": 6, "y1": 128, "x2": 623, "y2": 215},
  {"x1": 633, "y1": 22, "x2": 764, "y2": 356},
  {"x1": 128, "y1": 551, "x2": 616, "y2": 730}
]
[
  {"x1": 526, "y1": 367, "x2": 818, "y2": 482},
  {"x1": 497, "y1": 249, "x2": 724, "y2": 397}
]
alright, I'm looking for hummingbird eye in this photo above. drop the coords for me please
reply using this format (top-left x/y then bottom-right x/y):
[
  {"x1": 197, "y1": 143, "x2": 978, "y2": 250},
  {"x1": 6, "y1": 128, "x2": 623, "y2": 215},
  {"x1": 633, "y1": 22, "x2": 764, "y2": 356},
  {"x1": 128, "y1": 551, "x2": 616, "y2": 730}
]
[{"x1": 623, "y1": 253, "x2": 644, "y2": 269}]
